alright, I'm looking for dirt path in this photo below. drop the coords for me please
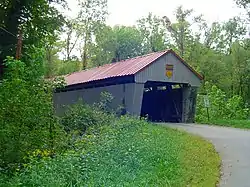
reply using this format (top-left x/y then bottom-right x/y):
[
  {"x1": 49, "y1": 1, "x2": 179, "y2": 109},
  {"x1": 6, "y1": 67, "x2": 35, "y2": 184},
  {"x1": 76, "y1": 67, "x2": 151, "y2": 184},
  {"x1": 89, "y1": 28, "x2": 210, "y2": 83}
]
[{"x1": 162, "y1": 123, "x2": 250, "y2": 187}]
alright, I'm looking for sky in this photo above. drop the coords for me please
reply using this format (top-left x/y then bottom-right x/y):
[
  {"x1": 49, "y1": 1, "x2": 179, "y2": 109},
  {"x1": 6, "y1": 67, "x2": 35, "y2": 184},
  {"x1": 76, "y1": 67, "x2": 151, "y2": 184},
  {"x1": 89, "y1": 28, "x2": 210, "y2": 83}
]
[{"x1": 65, "y1": 0, "x2": 244, "y2": 26}]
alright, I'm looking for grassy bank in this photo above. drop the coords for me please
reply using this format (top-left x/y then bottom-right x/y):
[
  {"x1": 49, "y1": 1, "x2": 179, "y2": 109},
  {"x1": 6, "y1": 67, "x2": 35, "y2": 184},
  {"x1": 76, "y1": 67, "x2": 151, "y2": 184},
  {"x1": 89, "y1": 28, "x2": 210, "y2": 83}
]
[
  {"x1": 2, "y1": 116, "x2": 220, "y2": 187},
  {"x1": 198, "y1": 119, "x2": 250, "y2": 129}
]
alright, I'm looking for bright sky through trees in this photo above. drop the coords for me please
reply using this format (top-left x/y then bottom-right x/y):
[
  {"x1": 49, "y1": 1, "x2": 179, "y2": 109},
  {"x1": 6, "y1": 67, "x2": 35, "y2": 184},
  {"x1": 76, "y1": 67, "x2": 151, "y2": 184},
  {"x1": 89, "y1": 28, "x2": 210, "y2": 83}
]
[{"x1": 65, "y1": 0, "x2": 244, "y2": 26}]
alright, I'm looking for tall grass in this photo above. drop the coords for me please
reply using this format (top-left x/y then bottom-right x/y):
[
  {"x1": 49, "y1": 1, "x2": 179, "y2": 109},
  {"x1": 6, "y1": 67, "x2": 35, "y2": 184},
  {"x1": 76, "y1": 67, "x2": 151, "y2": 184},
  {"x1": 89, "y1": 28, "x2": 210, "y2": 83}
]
[{"x1": 2, "y1": 114, "x2": 220, "y2": 187}]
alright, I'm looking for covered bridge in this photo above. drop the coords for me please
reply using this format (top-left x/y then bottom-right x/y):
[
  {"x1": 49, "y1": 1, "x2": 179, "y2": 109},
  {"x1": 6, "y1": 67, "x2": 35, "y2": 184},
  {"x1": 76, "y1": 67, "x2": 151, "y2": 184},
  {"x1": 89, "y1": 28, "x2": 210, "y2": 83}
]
[{"x1": 54, "y1": 49, "x2": 203, "y2": 123}]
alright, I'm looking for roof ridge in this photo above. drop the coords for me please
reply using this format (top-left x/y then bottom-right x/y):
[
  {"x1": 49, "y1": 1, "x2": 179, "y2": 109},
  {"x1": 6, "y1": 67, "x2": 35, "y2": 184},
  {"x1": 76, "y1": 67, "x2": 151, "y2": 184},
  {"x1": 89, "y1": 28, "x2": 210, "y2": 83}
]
[{"x1": 112, "y1": 49, "x2": 169, "y2": 64}]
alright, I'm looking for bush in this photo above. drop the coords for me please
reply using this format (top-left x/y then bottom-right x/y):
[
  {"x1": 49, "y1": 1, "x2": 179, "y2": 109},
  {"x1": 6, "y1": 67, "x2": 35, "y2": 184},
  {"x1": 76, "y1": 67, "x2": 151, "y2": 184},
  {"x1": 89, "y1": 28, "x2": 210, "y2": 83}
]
[
  {"x1": 0, "y1": 57, "x2": 65, "y2": 174},
  {"x1": 196, "y1": 82, "x2": 249, "y2": 122},
  {"x1": 61, "y1": 91, "x2": 115, "y2": 137},
  {"x1": 60, "y1": 101, "x2": 114, "y2": 135},
  {"x1": 96, "y1": 91, "x2": 114, "y2": 112},
  {"x1": 226, "y1": 95, "x2": 249, "y2": 119}
]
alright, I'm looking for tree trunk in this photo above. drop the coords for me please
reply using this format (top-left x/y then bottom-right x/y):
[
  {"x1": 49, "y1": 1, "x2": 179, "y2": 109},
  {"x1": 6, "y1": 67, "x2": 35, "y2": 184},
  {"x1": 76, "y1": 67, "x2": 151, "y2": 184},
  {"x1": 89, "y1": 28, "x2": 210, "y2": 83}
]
[
  {"x1": 0, "y1": 1, "x2": 25, "y2": 79},
  {"x1": 82, "y1": 38, "x2": 88, "y2": 70},
  {"x1": 82, "y1": 49, "x2": 87, "y2": 70},
  {"x1": 66, "y1": 29, "x2": 72, "y2": 61},
  {"x1": 82, "y1": 31, "x2": 90, "y2": 70},
  {"x1": 180, "y1": 24, "x2": 184, "y2": 57},
  {"x1": 15, "y1": 30, "x2": 23, "y2": 60},
  {"x1": 150, "y1": 36, "x2": 156, "y2": 52},
  {"x1": 115, "y1": 50, "x2": 120, "y2": 62}
]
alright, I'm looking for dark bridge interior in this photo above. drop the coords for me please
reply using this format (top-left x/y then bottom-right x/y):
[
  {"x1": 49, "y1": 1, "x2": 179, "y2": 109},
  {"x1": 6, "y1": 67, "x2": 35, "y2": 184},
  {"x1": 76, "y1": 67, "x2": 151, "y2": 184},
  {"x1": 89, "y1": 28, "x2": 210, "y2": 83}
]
[{"x1": 140, "y1": 81, "x2": 183, "y2": 122}]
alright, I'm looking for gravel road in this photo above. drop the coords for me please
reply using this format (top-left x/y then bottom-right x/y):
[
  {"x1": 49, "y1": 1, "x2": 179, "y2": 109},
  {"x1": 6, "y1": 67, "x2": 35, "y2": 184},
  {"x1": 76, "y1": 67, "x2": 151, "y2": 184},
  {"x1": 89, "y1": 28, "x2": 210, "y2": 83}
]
[{"x1": 162, "y1": 123, "x2": 250, "y2": 187}]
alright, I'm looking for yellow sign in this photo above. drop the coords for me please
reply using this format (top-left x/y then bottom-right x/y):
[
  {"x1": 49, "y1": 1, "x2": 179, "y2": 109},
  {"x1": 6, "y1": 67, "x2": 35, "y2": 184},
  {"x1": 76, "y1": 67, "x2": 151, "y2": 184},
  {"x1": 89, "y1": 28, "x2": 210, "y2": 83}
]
[{"x1": 166, "y1": 64, "x2": 174, "y2": 78}]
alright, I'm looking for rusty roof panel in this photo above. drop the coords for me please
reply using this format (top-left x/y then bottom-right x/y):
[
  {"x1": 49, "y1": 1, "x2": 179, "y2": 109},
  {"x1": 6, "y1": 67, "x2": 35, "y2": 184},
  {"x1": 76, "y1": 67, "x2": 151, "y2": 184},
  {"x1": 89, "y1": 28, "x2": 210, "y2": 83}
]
[
  {"x1": 65, "y1": 49, "x2": 203, "y2": 86},
  {"x1": 65, "y1": 50, "x2": 168, "y2": 86}
]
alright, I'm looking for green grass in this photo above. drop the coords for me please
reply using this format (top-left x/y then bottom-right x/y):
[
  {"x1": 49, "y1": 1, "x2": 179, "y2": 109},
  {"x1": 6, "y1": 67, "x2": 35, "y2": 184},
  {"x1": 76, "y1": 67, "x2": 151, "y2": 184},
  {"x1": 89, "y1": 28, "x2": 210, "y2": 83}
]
[
  {"x1": 198, "y1": 119, "x2": 250, "y2": 129},
  {"x1": 2, "y1": 117, "x2": 220, "y2": 187}
]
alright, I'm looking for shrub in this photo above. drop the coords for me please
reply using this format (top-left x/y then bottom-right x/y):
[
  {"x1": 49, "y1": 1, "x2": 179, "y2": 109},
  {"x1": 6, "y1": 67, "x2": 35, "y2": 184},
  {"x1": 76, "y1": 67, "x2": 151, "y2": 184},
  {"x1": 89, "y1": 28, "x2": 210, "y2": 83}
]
[
  {"x1": 61, "y1": 91, "x2": 116, "y2": 137},
  {"x1": 226, "y1": 95, "x2": 249, "y2": 119},
  {"x1": 96, "y1": 91, "x2": 114, "y2": 112},
  {"x1": 196, "y1": 82, "x2": 249, "y2": 122},
  {"x1": 60, "y1": 101, "x2": 116, "y2": 152},
  {"x1": 0, "y1": 57, "x2": 65, "y2": 174},
  {"x1": 61, "y1": 101, "x2": 113, "y2": 134}
]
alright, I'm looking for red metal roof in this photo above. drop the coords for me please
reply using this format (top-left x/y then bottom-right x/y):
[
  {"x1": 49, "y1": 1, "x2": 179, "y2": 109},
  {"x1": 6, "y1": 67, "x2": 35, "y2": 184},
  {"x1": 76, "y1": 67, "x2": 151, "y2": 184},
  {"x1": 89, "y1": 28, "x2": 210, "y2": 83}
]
[{"x1": 65, "y1": 49, "x2": 203, "y2": 86}]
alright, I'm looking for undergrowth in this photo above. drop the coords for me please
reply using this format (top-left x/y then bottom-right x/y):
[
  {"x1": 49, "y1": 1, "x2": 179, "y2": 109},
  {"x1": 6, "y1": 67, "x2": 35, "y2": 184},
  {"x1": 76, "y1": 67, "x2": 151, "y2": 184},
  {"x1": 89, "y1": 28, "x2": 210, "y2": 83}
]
[{"x1": 2, "y1": 115, "x2": 220, "y2": 187}]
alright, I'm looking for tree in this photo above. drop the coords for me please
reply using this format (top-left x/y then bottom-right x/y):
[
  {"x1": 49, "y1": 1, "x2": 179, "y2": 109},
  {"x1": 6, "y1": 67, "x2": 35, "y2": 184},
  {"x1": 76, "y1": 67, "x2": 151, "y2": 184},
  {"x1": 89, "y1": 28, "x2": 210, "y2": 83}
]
[
  {"x1": 112, "y1": 26, "x2": 144, "y2": 62},
  {"x1": 44, "y1": 42, "x2": 62, "y2": 78},
  {"x1": 137, "y1": 13, "x2": 168, "y2": 53},
  {"x1": 162, "y1": 6, "x2": 203, "y2": 58},
  {"x1": 236, "y1": 0, "x2": 250, "y2": 7},
  {"x1": 222, "y1": 17, "x2": 246, "y2": 54},
  {"x1": 88, "y1": 25, "x2": 145, "y2": 66},
  {"x1": 0, "y1": 0, "x2": 65, "y2": 78},
  {"x1": 77, "y1": 0, "x2": 108, "y2": 69},
  {"x1": 235, "y1": 0, "x2": 250, "y2": 18},
  {"x1": 88, "y1": 25, "x2": 117, "y2": 67},
  {"x1": 225, "y1": 40, "x2": 250, "y2": 100},
  {"x1": 62, "y1": 19, "x2": 81, "y2": 61},
  {"x1": 201, "y1": 22, "x2": 224, "y2": 49}
]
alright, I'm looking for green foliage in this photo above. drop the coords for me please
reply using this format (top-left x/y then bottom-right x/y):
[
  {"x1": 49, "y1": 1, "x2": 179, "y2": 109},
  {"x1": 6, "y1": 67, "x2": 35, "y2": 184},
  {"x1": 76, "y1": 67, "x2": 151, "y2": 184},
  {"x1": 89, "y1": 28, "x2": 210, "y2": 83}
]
[
  {"x1": 97, "y1": 91, "x2": 115, "y2": 111},
  {"x1": 235, "y1": 0, "x2": 250, "y2": 17},
  {"x1": 196, "y1": 82, "x2": 249, "y2": 122},
  {"x1": 42, "y1": 40, "x2": 82, "y2": 77},
  {"x1": 88, "y1": 25, "x2": 117, "y2": 66},
  {"x1": 137, "y1": 12, "x2": 168, "y2": 53},
  {"x1": 76, "y1": 0, "x2": 108, "y2": 69},
  {"x1": 236, "y1": 0, "x2": 250, "y2": 7},
  {"x1": 56, "y1": 60, "x2": 82, "y2": 76},
  {"x1": 112, "y1": 26, "x2": 145, "y2": 61},
  {"x1": 43, "y1": 43, "x2": 63, "y2": 78},
  {"x1": 0, "y1": 0, "x2": 65, "y2": 60},
  {"x1": 2, "y1": 112, "x2": 220, "y2": 187},
  {"x1": 60, "y1": 100, "x2": 114, "y2": 135},
  {"x1": 60, "y1": 91, "x2": 115, "y2": 137},
  {"x1": 201, "y1": 119, "x2": 250, "y2": 129},
  {"x1": 0, "y1": 57, "x2": 64, "y2": 173},
  {"x1": 89, "y1": 25, "x2": 145, "y2": 66}
]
